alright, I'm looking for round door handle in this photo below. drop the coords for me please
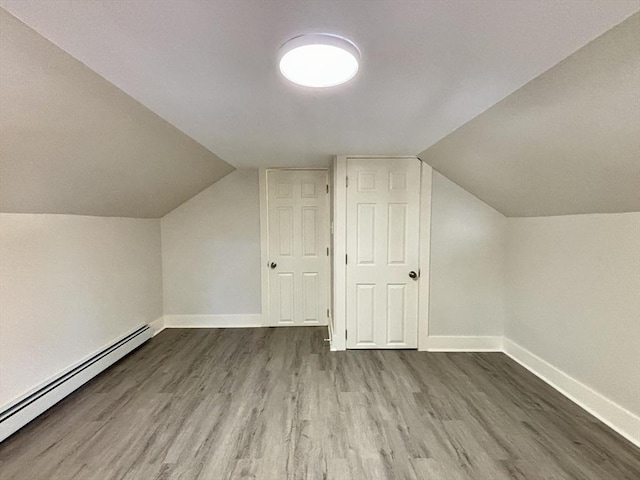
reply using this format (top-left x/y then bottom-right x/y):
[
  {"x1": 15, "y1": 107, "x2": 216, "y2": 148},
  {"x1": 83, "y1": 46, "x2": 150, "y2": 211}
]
[
  {"x1": 270, "y1": 262, "x2": 277, "y2": 269},
  {"x1": 408, "y1": 271, "x2": 418, "y2": 279}
]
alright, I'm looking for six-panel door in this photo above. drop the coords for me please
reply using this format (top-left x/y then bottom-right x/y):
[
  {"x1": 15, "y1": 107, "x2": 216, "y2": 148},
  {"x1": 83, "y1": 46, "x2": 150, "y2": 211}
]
[
  {"x1": 267, "y1": 170, "x2": 330, "y2": 326},
  {"x1": 345, "y1": 159, "x2": 421, "y2": 348}
]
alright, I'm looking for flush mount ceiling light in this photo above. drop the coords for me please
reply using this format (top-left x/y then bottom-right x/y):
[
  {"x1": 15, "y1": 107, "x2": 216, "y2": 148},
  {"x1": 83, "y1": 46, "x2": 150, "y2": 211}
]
[{"x1": 279, "y1": 34, "x2": 360, "y2": 88}]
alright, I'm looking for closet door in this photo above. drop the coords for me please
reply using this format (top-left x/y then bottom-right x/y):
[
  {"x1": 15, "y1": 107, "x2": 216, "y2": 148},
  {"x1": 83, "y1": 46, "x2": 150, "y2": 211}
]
[
  {"x1": 266, "y1": 169, "x2": 330, "y2": 326},
  {"x1": 345, "y1": 158, "x2": 421, "y2": 348}
]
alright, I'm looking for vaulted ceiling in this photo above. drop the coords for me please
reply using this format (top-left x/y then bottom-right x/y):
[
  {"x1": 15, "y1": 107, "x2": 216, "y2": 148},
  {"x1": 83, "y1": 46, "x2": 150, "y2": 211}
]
[
  {"x1": 420, "y1": 12, "x2": 640, "y2": 217},
  {"x1": 1, "y1": 1, "x2": 638, "y2": 217},
  {"x1": 2, "y1": 0, "x2": 637, "y2": 169},
  {"x1": 0, "y1": 9, "x2": 233, "y2": 218}
]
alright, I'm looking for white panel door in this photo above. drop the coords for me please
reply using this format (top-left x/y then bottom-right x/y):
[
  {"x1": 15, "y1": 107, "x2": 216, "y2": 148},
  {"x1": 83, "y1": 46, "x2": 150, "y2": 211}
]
[
  {"x1": 267, "y1": 170, "x2": 329, "y2": 326},
  {"x1": 346, "y1": 158, "x2": 421, "y2": 348}
]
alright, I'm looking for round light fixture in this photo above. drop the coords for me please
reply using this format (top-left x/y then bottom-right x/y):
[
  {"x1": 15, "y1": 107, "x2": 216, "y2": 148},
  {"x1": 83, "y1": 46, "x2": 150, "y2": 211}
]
[{"x1": 279, "y1": 34, "x2": 360, "y2": 88}]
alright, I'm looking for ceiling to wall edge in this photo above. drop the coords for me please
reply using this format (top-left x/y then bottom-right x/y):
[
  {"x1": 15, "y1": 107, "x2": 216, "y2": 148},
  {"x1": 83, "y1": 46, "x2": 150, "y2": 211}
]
[
  {"x1": 415, "y1": 162, "x2": 509, "y2": 220},
  {"x1": 0, "y1": 7, "x2": 229, "y2": 165},
  {"x1": 3, "y1": 6, "x2": 637, "y2": 219},
  {"x1": 0, "y1": 7, "x2": 236, "y2": 219},
  {"x1": 416, "y1": 12, "x2": 640, "y2": 218},
  {"x1": 158, "y1": 167, "x2": 239, "y2": 220}
]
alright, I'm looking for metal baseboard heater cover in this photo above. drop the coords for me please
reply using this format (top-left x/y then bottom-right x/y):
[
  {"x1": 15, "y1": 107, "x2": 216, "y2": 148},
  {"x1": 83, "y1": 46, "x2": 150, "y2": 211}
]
[{"x1": 0, "y1": 325, "x2": 152, "y2": 442}]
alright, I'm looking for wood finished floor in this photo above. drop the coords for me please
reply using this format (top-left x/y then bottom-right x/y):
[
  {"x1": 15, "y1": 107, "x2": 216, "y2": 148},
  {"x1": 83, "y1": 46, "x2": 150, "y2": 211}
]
[{"x1": 0, "y1": 328, "x2": 638, "y2": 480}]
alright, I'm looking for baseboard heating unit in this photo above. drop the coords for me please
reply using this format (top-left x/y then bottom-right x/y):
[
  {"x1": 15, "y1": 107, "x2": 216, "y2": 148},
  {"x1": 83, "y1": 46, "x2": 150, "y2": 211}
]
[{"x1": 0, "y1": 325, "x2": 152, "y2": 442}]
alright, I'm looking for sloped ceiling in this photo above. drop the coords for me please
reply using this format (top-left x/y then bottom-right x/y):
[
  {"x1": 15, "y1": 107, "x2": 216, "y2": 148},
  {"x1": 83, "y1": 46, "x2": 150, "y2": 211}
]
[
  {"x1": 0, "y1": 9, "x2": 234, "y2": 218},
  {"x1": 419, "y1": 13, "x2": 640, "y2": 217},
  {"x1": 1, "y1": 0, "x2": 637, "y2": 169},
  {"x1": 1, "y1": 2, "x2": 638, "y2": 219}
]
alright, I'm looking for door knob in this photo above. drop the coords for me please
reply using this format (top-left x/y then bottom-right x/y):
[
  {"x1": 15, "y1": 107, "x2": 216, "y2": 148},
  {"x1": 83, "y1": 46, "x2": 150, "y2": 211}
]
[
  {"x1": 270, "y1": 262, "x2": 277, "y2": 269},
  {"x1": 408, "y1": 271, "x2": 418, "y2": 279}
]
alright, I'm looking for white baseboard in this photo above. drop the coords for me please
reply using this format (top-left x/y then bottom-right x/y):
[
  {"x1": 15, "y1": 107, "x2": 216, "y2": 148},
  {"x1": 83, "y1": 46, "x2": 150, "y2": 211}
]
[
  {"x1": 160, "y1": 314, "x2": 329, "y2": 330},
  {"x1": 503, "y1": 338, "x2": 640, "y2": 448},
  {"x1": 0, "y1": 325, "x2": 151, "y2": 442},
  {"x1": 149, "y1": 317, "x2": 165, "y2": 337},
  {"x1": 425, "y1": 335, "x2": 503, "y2": 352},
  {"x1": 164, "y1": 314, "x2": 263, "y2": 328}
]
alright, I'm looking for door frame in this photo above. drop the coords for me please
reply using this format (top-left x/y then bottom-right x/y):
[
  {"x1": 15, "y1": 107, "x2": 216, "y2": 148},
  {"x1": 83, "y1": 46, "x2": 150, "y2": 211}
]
[
  {"x1": 259, "y1": 168, "x2": 331, "y2": 327},
  {"x1": 331, "y1": 156, "x2": 432, "y2": 350}
]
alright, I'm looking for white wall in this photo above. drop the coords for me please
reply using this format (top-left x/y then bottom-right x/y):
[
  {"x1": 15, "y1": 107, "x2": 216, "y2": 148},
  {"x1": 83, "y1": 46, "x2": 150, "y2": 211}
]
[
  {"x1": 429, "y1": 171, "x2": 506, "y2": 338},
  {"x1": 506, "y1": 213, "x2": 640, "y2": 418},
  {"x1": 428, "y1": 173, "x2": 639, "y2": 442},
  {"x1": 0, "y1": 213, "x2": 162, "y2": 407},
  {"x1": 161, "y1": 169, "x2": 262, "y2": 315}
]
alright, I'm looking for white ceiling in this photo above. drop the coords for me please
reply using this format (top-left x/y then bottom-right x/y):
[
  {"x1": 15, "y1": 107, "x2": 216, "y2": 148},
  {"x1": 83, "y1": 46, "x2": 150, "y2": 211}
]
[
  {"x1": 420, "y1": 13, "x2": 640, "y2": 217},
  {"x1": 1, "y1": 0, "x2": 637, "y2": 168},
  {"x1": 0, "y1": 9, "x2": 234, "y2": 218}
]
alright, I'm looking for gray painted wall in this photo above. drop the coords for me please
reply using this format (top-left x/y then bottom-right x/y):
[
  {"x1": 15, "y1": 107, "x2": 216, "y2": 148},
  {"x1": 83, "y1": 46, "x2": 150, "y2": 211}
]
[
  {"x1": 506, "y1": 212, "x2": 640, "y2": 417},
  {"x1": 429, "y1": 171, "x2": 507, "y2": 337},
  {"x1": 0, "y1": 213, "x2": 163, "y2": 407},
  {"x1": 161, "y1": 169, "x2": 262, "y2": 315}
]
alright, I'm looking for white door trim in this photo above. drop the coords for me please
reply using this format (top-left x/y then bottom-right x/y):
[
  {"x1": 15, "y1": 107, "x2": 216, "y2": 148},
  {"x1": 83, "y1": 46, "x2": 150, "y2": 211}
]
[
  {"x1": 331, "y1": 158, "x2": 347, "y2": 350},
  {"x1": 331, "y1": 156, "x2": 432, "y2": 351},
  {"x1": 418, "y1": 161, "x2": 433, "y2": 351},
  {"x1": 259, "y1": 168, "x2": 331, "y2": 327},
  {"x1": 259, "y1": 168, "x2": 269, "y2": 325}
]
